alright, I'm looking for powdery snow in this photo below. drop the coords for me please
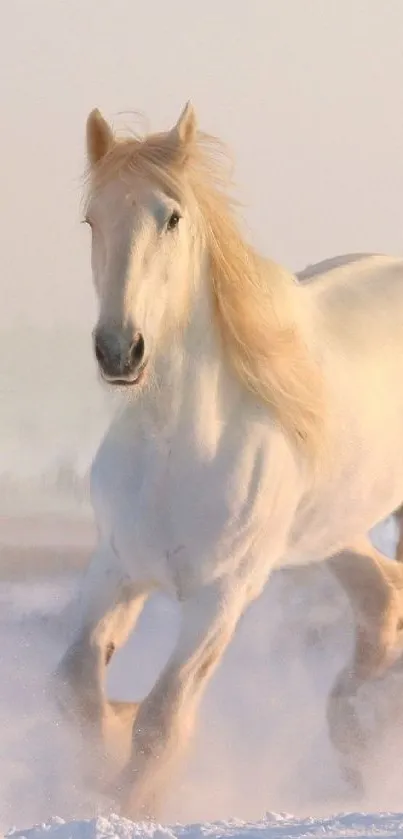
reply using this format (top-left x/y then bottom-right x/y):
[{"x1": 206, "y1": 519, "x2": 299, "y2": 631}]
[
  {"x1": 7, "y1": 812, "x2": 403, "y2": 839},
  {"x1": 2, "y1": 517, "x2": 403, "y2": 836},
  {"x1": 0, "y1": 506, "x2": 401, "y2": 839}
]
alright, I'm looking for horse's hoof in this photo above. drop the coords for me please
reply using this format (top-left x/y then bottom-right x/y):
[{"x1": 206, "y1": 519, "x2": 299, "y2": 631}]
[
  {"x1": 341, "y1": 764, "x2": 365, "y2": 799},
  {"x1": 103, "y1": 768, "x2": 158, "y2": 822}
]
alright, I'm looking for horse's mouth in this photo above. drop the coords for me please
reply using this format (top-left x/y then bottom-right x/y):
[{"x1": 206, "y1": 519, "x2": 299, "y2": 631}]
[{"x1": 101, "y1": 362, "x2": 148, "y2": 388}]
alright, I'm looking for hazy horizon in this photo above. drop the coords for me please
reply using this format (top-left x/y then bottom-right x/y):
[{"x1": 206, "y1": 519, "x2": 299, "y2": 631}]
[{"x1": 1, "y1": 0, "x2": 403, "y2": 327}]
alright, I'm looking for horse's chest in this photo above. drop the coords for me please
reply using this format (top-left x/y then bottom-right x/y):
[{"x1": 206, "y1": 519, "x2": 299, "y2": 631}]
[{"x1": 91, "y1": 426, "x2": 276, "y2": 591}]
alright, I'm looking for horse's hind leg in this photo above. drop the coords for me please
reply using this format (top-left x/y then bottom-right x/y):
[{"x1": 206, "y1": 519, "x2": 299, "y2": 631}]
[
  {"x1": 112, "y1": 579, "x2": 250, "y2": 821},
  {"x1": 326, "y1": 532, "x2": 403, "y2": 794},
  {"x1": 328, "y1": 535, "x2": 403, "y2": 679},
  {"x1": 54, "y1": 543, "x2": 147, "y2": 747}
]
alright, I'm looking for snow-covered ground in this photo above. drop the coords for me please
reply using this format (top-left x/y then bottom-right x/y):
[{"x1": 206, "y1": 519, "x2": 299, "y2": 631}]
[
  {"x1": 2, "y1": 330, "x2": 403, "y2": 839},
  {"x1": 2, "y1": 515, "x2": 403, "y2": 839},
  {"x1": 8, "y1": 811, "x2": 403, "y2": 839}
]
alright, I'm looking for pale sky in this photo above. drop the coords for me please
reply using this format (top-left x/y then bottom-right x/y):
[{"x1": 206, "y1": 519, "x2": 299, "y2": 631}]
[{"x1": 1, "y1": 0, "x2": 403, "y2": 326}]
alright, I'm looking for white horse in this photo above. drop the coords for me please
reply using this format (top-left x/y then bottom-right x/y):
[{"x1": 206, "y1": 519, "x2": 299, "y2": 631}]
[{"x1": 56, "y1": 102, "x2": 403, "y2": 819}]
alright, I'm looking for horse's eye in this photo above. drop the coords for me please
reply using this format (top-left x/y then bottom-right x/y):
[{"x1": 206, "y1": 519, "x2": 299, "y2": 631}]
[{"x1": 166, "y1": 211, "x2": 181, "y2": 231}]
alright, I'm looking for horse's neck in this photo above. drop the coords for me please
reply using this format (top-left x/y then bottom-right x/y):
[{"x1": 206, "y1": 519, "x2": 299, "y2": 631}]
[{"x1": 125, "y1": 259, "x2": 311, "y2": 449}]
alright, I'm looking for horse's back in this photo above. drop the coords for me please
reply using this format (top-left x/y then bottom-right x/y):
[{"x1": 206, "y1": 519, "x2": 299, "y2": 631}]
[
  {"x1": 301, "y1": 254, "x2": 403, "y2": 355},
  {"x1": 297, "y1": 252, "x2": 378, "y2": 284}
]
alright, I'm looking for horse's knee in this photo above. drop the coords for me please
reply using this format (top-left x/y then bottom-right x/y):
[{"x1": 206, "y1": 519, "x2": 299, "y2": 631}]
[
  {"x1": 349, "y1": 579, "x2": 403, "y2": 680},
  {"x1": 194, "y1": 650, "x2": 217, "y2": 683},
  {"x1": 54, "y1": 635, "x2": 105, "y2": 723}
]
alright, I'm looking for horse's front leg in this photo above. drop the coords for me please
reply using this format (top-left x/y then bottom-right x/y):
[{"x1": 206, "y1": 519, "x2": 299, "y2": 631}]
[
  {"x1": 54, "y1": 543, "x2": 147, "y2": 758},
  {"x1": 112, "y1": 578, "x2": 251, "y2": 821}
]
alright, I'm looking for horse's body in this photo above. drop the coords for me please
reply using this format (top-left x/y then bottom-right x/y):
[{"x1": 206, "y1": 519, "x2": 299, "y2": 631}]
[
  {"x1": 292, "y1": 255, "x2": 403, "y2": 560},
  {"x1": 56, "y1": 104, "x2": 403, "y2": 818},
  {"x1": 92, "y1": 252, "x2": 403, "y2": 580}
]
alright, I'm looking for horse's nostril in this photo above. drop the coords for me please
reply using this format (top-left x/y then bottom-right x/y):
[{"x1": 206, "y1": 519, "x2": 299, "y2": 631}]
[
  {"x1": 95, "y1": 329, "x2": 144, "y2": 379},
  {"x1": 94, "y1": 335, "x2": 107, "y2": 365},
  {"x1": 130, "y1": 333, "x2": 145, "y2": 366}
]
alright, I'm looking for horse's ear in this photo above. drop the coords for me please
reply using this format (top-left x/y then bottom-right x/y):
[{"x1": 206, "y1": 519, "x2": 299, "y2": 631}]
[
  {"x1": 171, "y1": 101, "x2": 197, "y2": 149},
  {"x1": 86, "y1": 108, "x2": 114, "y2": 166}
]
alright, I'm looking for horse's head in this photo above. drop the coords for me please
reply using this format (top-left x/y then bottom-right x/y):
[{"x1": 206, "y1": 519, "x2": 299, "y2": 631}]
[
  {"x1": 83, "y1": 102, "x2": 324, "y2": 459},
  {"x1": 84, "y1": 102, "x2": 200, "y2": 387}
]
